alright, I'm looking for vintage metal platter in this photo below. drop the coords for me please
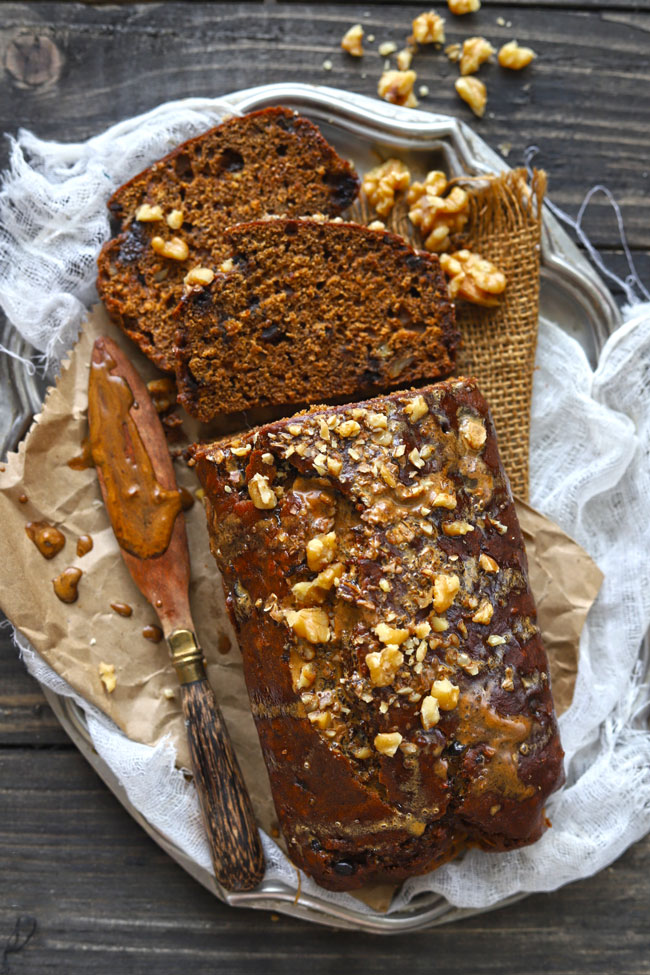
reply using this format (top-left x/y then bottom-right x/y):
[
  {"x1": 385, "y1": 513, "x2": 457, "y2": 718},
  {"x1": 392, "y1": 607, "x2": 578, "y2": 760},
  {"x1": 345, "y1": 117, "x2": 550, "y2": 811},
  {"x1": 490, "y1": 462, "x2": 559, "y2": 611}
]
[{"x1": 0, "y1": 84, "x2": 624, "y2": 933}]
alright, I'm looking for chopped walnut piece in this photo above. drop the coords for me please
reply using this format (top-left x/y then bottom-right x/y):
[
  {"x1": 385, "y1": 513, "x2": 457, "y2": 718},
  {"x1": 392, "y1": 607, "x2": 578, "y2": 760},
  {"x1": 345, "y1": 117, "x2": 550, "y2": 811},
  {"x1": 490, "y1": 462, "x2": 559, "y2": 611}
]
[
  {"x1": 460, "y1": 36, "x2": 495, "y2": 75},
  {"x1": 414, "y1": 621, "x2": 431, "y2": 639},
  {"x1": 151, "y1": 236, "x2": 189, "y2": 261},
  {"x1": 431, "y1": 678, "x2": 460, "y2": 710},
  {"x1": 184, "y1": 266, "x2": 215, "y2": 287},
  {"x1": 472, "y1": 598, "x2": 494, "y2": 624},
  {"x1": 433, "y1": 573, "x2": 460, "y2": 613},
  {"x1": 375, "y1": 622, "x2": 410, "y2": 645},
  {"x1": 404, "y1": 394, "x2": 428, "y2": 422},
  {"x1": 378, "y1": 70, "x2": 419, "y2": 108},
  {"x1": 248, "y1": 473, "x2": 277, "y2": 509},
  {"x1": 297, "y1": 662, "x2": 316, "y2": 689},
  {"x1": 411, "y1": 11, "x2": 446, "y2": 44},
  {"x1": 487, "y1": 634, "x2": 506, "y2": 646},
  {"x1": 501, "y1": 666, "x2": 515, "y2": 691},
  {"x1": 430, "y1": 615, "x2": 449, "y2": 632},
  {"x1": 353, "y1": 746, "x2": 373, "y2": 760},
  {"x1": 432, "y1": 492, "x2": 457, "y2": 509},
  {"x1": 285, "y1": 607, "x2": 331, "y2": 644},
  {"x1": 378, "y1": 41, "x2": 398, "y2": 57},
  {"x1": 479, "y1": 553, "x2": 499, "y2": 573},
  {"x1": 448, "y1": 0, "x2": 480, "y2": 13},
  {"x1": 442, "y1": 519, "x2": 474, "y2": 536},
  {"x1": 231, "y1": 443, "x2": 252, "y2": 457},
  {"x1": 308, "y1": 710, "x2": 332, "y2": 730},
  {"x1": 338, "y1": 419, "x2": 361, "y2": 437},
  {"x1": 306, "y1": 531, "x2": 337, "y2": 571},
  {"x1": 454, "y1": 76, "x2": 487, "y2": 118},
  {"x1": 396, "y1": 47, "x2": 414, "y2": 71},
  {"x1": 440, "y1": 249, "x2": 506, "y2": 305},
  {"x1": 135, "y1": 203, "x2": 163, "y2": 222},
  {"x1": 374, "y1": 732, "x2": 403, "y2": 756},
  {"x1": 366, "y1": 411, "x2": 388, "y2": 430},
  {"x1": 407, "y1": 173, "x2": 470, "y2": 253},
  {"x1": 367, "y1": 220, "x2": 386, "y2": 231},
  {"x1": 498, "y1": 40, "x2": 536, "y2": 70},
  {"x1": 361, "y1": 159, "x2": 411, "y2": 217},
  {"x1": 366, "y1": 645, "x2": 405, "y2": 687},
  {"x1": 445, "y1": 43, "x2": 461, "y2": 62},
  {"x1": 166, "y1": 209, "x2": 184, "y2": 229},
  {"x1": 327, "y1": 456, "x2": 343, "y2": 476},
  {"x1": 341, "y1": 23, "x2": 364, "y2": 57},
  {"x1": 459, "y1": 413, "x2": 487, "y2": 451},
  {"x1": 457, "y1": 651, "x2": 480, "y2": 675},
  {"x1": 99, "y1": 661, "x2": 117, "y2": 693},
  {"x1": 420, "y1": 694, "x2": 441, "y2": 730},
  {"x1": 408, "y1": 447, "x2": 425, "y2": 469},
  {"x1": 292, "y1": 563, "x2": 344, "y2": 605}
]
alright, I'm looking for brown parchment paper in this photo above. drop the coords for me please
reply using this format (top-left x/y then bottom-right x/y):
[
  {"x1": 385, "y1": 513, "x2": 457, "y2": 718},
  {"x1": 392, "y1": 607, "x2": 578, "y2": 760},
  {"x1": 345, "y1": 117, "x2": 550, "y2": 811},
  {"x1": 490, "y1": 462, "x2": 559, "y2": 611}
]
[{"x1": 0, "y1": 306, "x2": 603, "y2": 906}]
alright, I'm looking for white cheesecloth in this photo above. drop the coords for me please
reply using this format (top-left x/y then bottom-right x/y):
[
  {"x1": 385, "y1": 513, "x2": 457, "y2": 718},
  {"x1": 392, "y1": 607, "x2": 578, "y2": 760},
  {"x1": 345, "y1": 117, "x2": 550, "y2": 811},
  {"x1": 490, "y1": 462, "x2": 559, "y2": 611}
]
[{"x1": 1, "y1": 97, "x2": 649, "y2": 916}]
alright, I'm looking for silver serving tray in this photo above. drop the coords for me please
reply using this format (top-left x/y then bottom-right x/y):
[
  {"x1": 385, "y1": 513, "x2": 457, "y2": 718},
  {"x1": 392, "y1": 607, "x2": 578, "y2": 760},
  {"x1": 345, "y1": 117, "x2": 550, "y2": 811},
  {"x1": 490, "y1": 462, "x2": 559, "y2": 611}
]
[{"x1": 1, "y1": 84, "x2": 624, "y2": 933}]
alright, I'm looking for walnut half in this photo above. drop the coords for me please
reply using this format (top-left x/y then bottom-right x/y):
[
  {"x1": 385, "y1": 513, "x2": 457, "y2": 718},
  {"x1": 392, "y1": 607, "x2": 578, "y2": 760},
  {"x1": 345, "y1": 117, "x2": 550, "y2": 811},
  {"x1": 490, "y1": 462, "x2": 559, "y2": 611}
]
[
  {"x1": 362, "y1": 159, "x2": 411, "y2": 217},
  {"x1": 378, "y1": 70, "x2": 418, "y2": 108},
  {"x1": 407, "y1": 171, "x2": 470, "y2": 253},
  {"x1": 440, "y1": 249, "x2": 507, "y2": 306},
  {"x1": 498, "y1": 40, "x2": 536, "y2": 70}
]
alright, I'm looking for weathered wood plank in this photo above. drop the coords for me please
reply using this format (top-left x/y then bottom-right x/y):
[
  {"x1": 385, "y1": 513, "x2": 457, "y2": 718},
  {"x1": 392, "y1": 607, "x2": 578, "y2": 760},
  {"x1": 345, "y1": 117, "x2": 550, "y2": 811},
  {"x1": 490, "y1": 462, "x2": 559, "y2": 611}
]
[
  {"x1": 0, "y1": 749, "x2": 649, "y2": 975},
  {"x1": 0, "y1": 4, "x2": 649, "y2": 247},
  {"x1": 0, "y1": 629, "x2": 70, "y2": 747}
]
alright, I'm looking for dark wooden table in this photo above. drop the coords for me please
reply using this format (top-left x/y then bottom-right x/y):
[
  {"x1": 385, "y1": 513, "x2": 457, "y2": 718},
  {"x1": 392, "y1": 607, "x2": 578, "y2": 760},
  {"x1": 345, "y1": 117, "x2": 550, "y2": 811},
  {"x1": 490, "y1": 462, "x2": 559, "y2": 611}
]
[{"x1": 1, "y1": 3, "x2": 649, "y2": 972}]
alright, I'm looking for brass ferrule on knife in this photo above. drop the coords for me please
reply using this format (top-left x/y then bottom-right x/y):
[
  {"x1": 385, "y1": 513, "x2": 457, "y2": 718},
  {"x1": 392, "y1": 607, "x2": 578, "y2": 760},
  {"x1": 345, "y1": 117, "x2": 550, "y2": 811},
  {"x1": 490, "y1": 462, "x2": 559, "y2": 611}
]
[{"x1": 168, "y1": 628, "x2": 206, "y2": 685}]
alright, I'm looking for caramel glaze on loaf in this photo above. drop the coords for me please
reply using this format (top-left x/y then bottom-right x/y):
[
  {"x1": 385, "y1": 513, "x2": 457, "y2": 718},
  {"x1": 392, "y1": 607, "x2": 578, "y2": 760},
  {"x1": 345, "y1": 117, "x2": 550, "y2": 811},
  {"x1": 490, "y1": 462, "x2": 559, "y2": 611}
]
[
  {"x1": 96, "y1": 107, "x2": 359, "y2": 372},
  {"x1": 177, "y1": 218, "x2": 459, "y2": 421},
  {"x1": 190, "y1": 379, "x2": 564, "y2": 891}
]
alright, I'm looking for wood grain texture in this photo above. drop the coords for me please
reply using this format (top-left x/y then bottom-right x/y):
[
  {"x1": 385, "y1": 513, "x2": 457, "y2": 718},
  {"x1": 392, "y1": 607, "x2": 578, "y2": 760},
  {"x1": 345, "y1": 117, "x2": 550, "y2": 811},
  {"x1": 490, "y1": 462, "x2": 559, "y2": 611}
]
[
  {"x1": 0, "y1": 749, "x2": 649, "y2": 974},
  {"x1": 1, "y1": 1, "x2": 649, "y2": 971},
  {"x1": 181, "y1": 679, "x2": 265, "y2": 892},
  {"x1": 0, "y1": 3, "x2": 649, "y2": 249}
]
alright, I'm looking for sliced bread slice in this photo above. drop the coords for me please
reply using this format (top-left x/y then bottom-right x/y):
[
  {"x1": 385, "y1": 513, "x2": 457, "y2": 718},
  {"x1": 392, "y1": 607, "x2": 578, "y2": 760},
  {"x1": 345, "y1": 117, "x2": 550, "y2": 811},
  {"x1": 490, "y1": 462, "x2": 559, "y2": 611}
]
[
  {"x1": 176, "y1": 217, "x2": 459, "y2": 420},
  {"x1": 96, "y1": 107, "x2": 359, "y2": 372}
]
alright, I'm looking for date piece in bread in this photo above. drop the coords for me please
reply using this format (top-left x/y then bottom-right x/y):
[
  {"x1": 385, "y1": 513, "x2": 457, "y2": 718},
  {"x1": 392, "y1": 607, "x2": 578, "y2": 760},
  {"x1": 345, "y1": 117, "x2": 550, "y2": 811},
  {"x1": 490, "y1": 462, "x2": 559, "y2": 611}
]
[
  {"x1": 96, "y1": 107, "x2": 360, "y2": 372},
  {"x1": 177, "y1": 218, "x2": 459, "y2": 420},
  {"x1": 190, "y1": 379, "x2": 565, "y2": 892}
]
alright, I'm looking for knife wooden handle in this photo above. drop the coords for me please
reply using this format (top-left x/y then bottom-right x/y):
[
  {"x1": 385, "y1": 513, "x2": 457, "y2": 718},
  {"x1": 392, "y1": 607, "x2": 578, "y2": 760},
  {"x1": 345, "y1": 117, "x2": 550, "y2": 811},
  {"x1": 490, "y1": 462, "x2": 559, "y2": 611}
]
[{"x1": 180, "y1": 677, "x2": 265, "y2": 892}]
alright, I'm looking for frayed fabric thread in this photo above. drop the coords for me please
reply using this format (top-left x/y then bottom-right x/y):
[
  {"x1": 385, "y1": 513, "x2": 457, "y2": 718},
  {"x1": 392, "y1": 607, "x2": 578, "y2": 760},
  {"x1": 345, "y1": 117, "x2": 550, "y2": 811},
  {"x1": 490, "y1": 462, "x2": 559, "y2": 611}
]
[{"x1": 524, "y1": 145, "x2": 649, "y2": 307}]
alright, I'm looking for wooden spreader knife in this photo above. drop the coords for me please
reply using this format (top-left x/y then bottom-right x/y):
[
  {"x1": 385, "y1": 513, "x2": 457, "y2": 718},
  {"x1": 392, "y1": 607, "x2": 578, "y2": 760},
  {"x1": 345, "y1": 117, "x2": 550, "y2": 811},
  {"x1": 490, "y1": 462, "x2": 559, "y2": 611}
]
[{"x1": 88, "y1": 335, "x2": 265, "y2": 892}]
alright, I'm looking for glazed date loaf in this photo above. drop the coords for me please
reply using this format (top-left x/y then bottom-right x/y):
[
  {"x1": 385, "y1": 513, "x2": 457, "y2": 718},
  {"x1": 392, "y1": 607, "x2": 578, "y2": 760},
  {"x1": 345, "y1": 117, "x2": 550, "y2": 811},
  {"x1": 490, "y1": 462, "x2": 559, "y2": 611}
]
[{"x1": 190, "y1": 379, "x2": 564, "y2": 891}]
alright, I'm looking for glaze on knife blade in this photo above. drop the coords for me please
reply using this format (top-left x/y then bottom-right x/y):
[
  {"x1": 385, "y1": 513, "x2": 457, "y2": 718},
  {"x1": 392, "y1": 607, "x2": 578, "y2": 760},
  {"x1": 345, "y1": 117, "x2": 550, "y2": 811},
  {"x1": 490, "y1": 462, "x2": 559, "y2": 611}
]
[{"x1": 88, "y1": 341, "x2": 182, "y2": 559}]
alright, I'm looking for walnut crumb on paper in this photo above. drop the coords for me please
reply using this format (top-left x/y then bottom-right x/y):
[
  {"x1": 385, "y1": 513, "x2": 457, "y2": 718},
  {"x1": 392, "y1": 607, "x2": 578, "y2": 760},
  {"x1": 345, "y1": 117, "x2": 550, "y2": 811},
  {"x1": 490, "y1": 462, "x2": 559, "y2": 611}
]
[{"x1": 99, "y1": 661, "x2": 117, "y2": 693}]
